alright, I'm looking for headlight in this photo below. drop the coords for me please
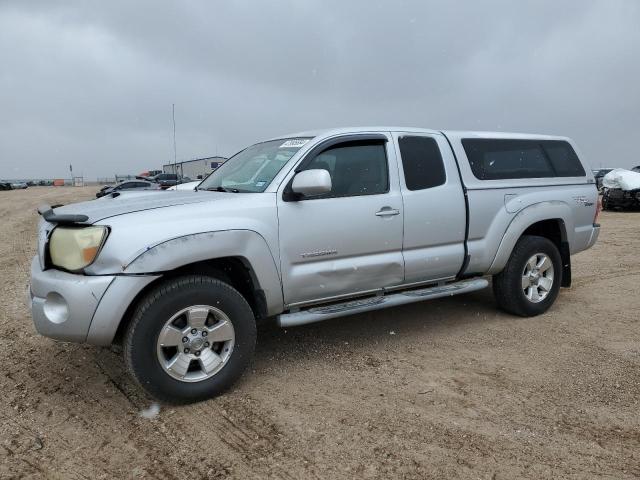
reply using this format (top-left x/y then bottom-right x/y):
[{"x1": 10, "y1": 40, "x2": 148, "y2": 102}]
[{"x1": 49, "y1": 226, "x2": 108, "y2": 271}]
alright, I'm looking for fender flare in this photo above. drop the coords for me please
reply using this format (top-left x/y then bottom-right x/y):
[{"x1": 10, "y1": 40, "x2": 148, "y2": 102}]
[
  {"x1": 487, "y1": 201, "x2": 573, "y2": 275},
  {"x1": 123, "y1": 229, "x2": 284, "y2": 315}
]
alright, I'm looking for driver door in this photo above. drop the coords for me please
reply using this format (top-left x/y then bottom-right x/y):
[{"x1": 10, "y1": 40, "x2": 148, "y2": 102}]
[{"x1": 276, "y1": 134, "x2": 405, "y2": 307}]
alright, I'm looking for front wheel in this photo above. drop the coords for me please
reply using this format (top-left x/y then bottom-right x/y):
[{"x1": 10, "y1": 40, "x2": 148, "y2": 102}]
[
  {"x1": 493, "y1": 235, "x2": 562, "y2": 317},
  {"x1": 124, "y1": 275, "x2": 256, "y2": 404}
]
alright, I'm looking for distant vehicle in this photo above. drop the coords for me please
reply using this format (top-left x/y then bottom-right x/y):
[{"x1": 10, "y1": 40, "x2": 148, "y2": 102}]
[
  {"x1": 0, "y1": 181, "x2": 12, "y2": 191},
  {"x1": 602, "y1": 169, "x2": 640, "y2": 210},
  {"x1": 167, "y1": 180, "x2": 201, "y2": 191},
  {"x1": 96, "y1": 180, "x2": 161, "y2": 198},
  {"x1": 10, "y1": 182, "x2": 28, "y2": 189},
  {"x1": 138, "y1": 170, "x2": 162, "y2": 178},
  {"x1": 592, "y1": 168, "x2": 614, "y2": 191},
  {"x1": 150, "y1": 173, "x2": 181, "y2": 189},
  {"x1": 602, "y1": 187, "x2": 640, "y2": 210}
]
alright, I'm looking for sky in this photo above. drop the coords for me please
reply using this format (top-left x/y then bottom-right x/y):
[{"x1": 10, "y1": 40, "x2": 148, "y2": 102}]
[{"x1": 1, "y1": 0, "x2": 639, "y2": 180}]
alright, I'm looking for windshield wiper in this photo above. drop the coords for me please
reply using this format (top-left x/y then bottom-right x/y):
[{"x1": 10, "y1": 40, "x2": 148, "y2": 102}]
[{"x1": 206, "y1": 186, "x2": 240, "y2": 193}]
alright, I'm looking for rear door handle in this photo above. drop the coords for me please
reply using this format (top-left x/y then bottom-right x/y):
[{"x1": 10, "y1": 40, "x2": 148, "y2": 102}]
[{"x1": 375, "y1": 207, "x2": 400, "y2": 217}]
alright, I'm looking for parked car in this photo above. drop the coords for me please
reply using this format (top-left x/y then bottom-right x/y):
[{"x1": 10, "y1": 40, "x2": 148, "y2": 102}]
[
  {"x1": 603, "y1": 188, "x2": 640, "y2": 210},
  {"x1": 602, "y1": 168, "x2": 640, "y2": 210},
  {"x1": 592, "y1": 168, "x2": 614, "y2": 191},
  {"x1": 167, "y1": 180, "x2": 201, "y2": 191},
  {"x1": 10, "y1": 181, "x2": 28, "y2": 189},
  {"x1": 138, "y1": 170, "x2": 162, "y2": 178},
  {"x1": 30, "y1": 127, "x2": 600, "y2": 403},
  {"x1": 0, "y1": 181, "x2": 12, "y2": 190},
  {"x1": 150, "y1": 173, "x2": 180, "y2": 189},
  {"x1": 96, "y1": 180, "x2": 161, "y2": 198}
]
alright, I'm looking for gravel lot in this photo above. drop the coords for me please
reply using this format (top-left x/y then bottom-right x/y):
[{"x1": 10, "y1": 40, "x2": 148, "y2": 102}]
[{"x1": 1, "y1": 187, "x2": 639, "y2": 479}]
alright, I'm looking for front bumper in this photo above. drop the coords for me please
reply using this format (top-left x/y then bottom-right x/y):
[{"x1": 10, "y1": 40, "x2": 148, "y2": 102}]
[
  {"x1": 28, "y1": 256, "x2": 160, "y2": 345},
  {"x1": 28, "y1": 256, "x2": 114, "y2": 342},
  {"x1": 605, "y1": 189, "x2": 640, "y2": 209}
]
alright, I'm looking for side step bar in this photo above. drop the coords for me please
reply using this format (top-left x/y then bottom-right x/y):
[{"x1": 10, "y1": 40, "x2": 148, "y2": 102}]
[{"x1": 277, "y1": 278, "x2": 489, "y2": 328}]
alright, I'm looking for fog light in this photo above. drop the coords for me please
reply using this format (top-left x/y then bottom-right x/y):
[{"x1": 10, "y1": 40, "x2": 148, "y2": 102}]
[{"x1": 43, "y1": 292, "x2": 69, "y2": 324}]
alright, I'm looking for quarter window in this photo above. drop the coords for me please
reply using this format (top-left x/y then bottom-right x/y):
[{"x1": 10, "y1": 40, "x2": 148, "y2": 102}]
[
  {"x1": 462, "y1": 139, "x2": 585, "y2": 180},
  {"x1": 398, "y1": 136, "x2": 446, "y2": 190},
  {"x1": 543, "y1": 141, "x2": 586, "y2": 177},
  {"x1": 300, "y1": 140, "x2": 389, "y2": 198}
]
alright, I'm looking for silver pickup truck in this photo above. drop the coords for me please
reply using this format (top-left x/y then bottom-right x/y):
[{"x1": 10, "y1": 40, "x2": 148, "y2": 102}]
[{"x1": 29, "y1": 127, "x2": 600, "y2": 403}]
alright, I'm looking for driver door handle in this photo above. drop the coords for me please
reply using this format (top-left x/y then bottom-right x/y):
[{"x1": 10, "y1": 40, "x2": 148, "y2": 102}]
[{"x1": 375, "y1": 207, "x2": 400, "y2": 217}]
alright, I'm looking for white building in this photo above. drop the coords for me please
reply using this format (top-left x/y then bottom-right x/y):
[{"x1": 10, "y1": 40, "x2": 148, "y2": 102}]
[{"x1": 163, "y1": 156, "x2": 227, "y2": 179}]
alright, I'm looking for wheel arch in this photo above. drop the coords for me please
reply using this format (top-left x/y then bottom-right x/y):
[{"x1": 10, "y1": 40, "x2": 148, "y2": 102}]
[
  {"x1": 487, "y1": 202, "x2": 573, "y2": 286},
  {"x1": 123, "y1": 229, "x2": 283, "y2": 313},
  {"x1": 88, "y1": 229, "x2": 284, "y2": 346},
  {"x1": 110, "y1": 256, "x2": 271, "y2": 346}
]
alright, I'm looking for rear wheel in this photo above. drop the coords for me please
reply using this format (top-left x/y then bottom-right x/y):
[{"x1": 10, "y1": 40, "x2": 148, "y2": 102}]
[
  {"x1": 124, "y1": 275, "x2": 256, "y2": 404},
  {"x1": 493, "y1": 235, "x2": 562, "y2": 317}
]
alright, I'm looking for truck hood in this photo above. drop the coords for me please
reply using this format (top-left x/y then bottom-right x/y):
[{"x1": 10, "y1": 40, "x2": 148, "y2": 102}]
[{"x1": 53, "y1": 190, "x2": 221, "y2": 223}]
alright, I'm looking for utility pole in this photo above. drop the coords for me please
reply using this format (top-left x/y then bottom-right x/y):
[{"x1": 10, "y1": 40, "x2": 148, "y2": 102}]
[{"x1": 172, "y1": 104, "x2": 178, "y2": 175}]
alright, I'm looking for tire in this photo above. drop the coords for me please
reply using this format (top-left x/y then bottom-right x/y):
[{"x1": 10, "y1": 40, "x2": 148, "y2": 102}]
[
  {"x1": 124, "y1": 275, "x2": 256, "y2": 404},
  {"x1": 493, "y1": 235, "x2": 562, "y2": 317}
]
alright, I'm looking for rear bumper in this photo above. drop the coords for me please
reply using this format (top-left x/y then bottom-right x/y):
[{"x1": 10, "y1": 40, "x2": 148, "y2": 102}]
[{"x1": 586, "y1": 224, "x2": 600, "y2": 249}]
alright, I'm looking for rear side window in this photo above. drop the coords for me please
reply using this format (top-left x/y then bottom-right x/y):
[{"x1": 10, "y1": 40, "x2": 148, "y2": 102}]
[
  {"x1": 543, "y1": 141, "x2": 586, "y2": 177},
  {"x1": 398, "y1": 136, "x2": 446, "y2": 190},
  {"x1": 462, "y1": 139, "x2": 585, "y2": 180}
]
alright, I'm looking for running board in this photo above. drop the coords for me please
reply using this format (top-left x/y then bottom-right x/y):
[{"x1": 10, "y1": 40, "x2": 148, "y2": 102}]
[{"x1": 277, "y1": 278, "x2": 489, "y2": 328}]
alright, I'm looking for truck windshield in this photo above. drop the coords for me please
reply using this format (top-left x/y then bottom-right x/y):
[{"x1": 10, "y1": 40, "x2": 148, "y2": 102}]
[{"x1": 199, "y1": 138, "x2": 311, "y2": 192}]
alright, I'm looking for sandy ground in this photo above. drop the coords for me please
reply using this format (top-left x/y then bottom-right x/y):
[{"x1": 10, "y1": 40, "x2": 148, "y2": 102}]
[{"x1": 0, "y1": 186, "x2": 638, "y2": 479}]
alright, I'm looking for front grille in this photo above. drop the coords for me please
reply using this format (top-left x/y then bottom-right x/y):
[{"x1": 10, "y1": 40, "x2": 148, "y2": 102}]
[{"x1": 608, "y1": 189, "x2": 624, "y2": 198}]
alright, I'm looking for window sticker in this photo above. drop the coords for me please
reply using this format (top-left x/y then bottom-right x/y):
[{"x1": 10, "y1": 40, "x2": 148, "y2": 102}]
[
  {"x1": 255, "y1": 181, "x2": 266, "y2": 187},
  {"x1": 279, "y1": 139, "x2": 309, "y2": 148}
]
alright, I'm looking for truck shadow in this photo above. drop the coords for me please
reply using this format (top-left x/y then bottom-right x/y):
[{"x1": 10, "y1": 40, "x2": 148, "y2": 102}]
[
  {"x1": 31, "y1": 288, "x2": 503, "y2": 409},
  {"x1": 254, "y1": 288, "x2": 502, "y2": 365}
]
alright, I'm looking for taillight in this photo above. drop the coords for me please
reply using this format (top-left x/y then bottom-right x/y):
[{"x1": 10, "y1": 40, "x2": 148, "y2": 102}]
[{"x1": 594, "y1": 195, "x2": 602, "y2": 225}]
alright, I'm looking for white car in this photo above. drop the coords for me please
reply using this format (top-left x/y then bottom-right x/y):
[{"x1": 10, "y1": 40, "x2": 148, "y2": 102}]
[{"x1": 167, "y1": 181, "x2": 201, "y2": 191}]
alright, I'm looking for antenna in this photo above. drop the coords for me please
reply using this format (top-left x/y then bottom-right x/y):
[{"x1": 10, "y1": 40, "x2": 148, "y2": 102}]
[{"x1": 172, "y1": 104, "x2": 177, "y2": 165}]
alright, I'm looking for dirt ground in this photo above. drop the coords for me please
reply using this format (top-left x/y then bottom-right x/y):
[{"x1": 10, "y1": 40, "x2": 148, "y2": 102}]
[{"x1": 0, "y1": 186, "x2": 638, "y2": 479}]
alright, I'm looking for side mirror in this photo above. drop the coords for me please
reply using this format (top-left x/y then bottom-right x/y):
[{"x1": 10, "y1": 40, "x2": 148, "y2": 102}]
[{"x1": 291, "y1": 169, "x2": 332, "y2": 197}]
